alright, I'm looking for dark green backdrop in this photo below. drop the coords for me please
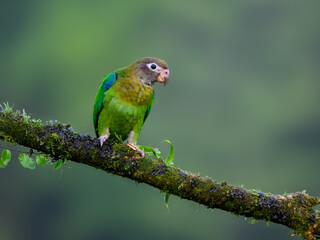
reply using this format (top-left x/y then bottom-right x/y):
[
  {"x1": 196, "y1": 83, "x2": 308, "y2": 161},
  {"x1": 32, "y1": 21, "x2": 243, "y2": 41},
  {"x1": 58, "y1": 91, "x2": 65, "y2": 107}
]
[{"x1": 1, "y1": 1, "x2": 319, "y2": 239}]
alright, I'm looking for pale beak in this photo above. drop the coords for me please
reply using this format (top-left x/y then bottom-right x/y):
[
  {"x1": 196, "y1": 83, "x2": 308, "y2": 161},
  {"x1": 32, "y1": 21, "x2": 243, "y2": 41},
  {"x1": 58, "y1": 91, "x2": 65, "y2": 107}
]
[{"x1": 156, "y1": 69, "x2": 169, "y2": 86}]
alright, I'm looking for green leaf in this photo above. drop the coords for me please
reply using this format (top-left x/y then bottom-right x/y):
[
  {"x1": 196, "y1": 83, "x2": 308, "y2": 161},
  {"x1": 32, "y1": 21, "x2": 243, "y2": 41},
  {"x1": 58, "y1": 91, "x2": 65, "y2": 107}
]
[
  {"x1": 266, "y1": 220, "x2": 270, "y2": 227},
  {"x1": 2, "y1": 149, "x2": 11, "y2": 163},
  {"x1": 248, "y1": 218, "x2": 259, "y2": 224},
  {"x1": 163, "y1": 140, "x2": 175, "y2": 166},
  {"x1": 0, "y1": 149, "x2": 11, "y2": 168},
  {"x1": 18, "y1": 153, "x2": 36, "y2": 169},
  {"x1": 164, "y1": 193, "x2": 171, "y2": 212},
  {"x1": 151, "y1": 148, "x2": 161, "y2": 159},
  {"x1": 36, "y1": 154, "x2": 48, "y2": 166},
  {"x1": 54, "y1": 160, "x2": 63, "y2": 170}
]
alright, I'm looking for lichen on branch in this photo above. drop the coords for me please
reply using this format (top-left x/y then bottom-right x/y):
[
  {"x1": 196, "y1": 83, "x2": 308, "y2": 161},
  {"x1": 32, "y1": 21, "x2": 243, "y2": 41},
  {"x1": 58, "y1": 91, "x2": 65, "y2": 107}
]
[{"x1": 0, "y1": 106, "x2": 319, "y2": 240}]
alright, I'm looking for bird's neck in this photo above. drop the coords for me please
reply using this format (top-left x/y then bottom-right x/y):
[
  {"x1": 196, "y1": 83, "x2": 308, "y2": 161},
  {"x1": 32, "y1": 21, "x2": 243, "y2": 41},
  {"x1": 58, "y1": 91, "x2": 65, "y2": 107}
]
[{"x1": 115, "y1": 75, "x2": 153, "y2": 106}]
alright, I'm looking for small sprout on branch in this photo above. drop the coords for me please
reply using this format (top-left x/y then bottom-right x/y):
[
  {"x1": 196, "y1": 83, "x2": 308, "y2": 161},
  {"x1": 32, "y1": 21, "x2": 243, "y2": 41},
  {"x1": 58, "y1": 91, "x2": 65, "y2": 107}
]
[
  {"x1": 22, "y1": 109, "x2": 30, "y2": 122},
  {"x1": 138, "y1": 145, "x2": 161, "y2": 159},
  {"x1": 162, "y1": 140, "x2": 175, "y2": 207},
  {"x1": 0, "y1": 102, "x2": 13, "y2": 113}
]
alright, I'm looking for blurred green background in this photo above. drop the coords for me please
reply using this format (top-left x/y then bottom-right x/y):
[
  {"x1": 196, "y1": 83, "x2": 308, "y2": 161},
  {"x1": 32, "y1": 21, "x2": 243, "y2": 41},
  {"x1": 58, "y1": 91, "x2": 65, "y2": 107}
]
[{"x1": 1, "y1": 0, "x2": 319, "y2": 239}]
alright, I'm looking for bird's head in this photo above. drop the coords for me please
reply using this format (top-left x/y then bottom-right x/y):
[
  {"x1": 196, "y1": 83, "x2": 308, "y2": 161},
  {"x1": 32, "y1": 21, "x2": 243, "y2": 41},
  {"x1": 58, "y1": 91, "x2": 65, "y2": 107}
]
[{"x1": 129, "y1": 57, "x2": 169, "y2": 87}]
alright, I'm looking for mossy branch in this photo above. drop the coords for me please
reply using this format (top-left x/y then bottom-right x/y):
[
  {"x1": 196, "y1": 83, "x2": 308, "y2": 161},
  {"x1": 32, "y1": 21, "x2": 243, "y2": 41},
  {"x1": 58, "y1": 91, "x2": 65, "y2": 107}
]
[{"x1": 0, "y1": 107, "x2": 319, "y2": 240}]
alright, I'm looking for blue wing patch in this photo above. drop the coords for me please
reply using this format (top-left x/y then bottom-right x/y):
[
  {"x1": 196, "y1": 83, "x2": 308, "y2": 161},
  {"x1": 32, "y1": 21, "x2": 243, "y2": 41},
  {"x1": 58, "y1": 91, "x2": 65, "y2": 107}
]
[
  {"x1": 102, "y1": 73, "x2": 116, "y2": 90},
  {"x1": 93, "y1": 72, "x2": 117, "y2": 136}
]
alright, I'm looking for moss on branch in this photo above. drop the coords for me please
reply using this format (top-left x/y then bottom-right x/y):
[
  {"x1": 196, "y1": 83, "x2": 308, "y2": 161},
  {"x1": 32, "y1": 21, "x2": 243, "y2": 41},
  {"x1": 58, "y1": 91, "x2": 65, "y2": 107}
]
[{"x1": 0, "y1": 107, "x2": 319, "y2": 239}]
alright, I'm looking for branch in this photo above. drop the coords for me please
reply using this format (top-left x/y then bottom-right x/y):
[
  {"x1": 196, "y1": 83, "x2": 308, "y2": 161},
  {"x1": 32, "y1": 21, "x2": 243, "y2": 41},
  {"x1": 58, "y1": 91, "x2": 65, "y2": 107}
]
[{"x1": 0, "y1": 107, "x2": 319, "y2": 240}]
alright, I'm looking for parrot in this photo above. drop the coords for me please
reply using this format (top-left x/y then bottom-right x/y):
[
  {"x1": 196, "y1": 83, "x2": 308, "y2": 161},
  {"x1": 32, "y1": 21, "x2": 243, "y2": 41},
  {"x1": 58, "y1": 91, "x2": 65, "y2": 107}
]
[{"x1": 93, "y1": 57, "x2": 169, "y2": 158}]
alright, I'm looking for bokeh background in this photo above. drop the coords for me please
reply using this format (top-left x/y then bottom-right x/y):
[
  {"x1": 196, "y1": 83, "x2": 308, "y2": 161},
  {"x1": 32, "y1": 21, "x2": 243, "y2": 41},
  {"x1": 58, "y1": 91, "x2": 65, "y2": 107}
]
[{"x1": 1, "y1": 1, "x2": 319, "y2": 239}]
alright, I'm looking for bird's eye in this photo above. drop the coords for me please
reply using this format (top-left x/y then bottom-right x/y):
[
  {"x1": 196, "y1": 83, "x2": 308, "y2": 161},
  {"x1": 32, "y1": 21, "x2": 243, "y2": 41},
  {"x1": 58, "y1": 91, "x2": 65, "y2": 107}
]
[{"x1": 147, "y1": 63, "x2": 158, "y2": 71}]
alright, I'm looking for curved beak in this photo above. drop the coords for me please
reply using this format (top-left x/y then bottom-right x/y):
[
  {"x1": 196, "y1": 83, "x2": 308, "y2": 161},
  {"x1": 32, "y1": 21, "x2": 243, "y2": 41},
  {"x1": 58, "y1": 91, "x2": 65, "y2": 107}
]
[{"x1": 156, "y1": 69, "x2": 169, "y2": 86}]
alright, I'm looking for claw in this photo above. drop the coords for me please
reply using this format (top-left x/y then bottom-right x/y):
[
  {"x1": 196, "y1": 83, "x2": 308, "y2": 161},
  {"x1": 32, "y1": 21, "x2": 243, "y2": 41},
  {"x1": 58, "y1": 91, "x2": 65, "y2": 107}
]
[
  {"x1": 98, "y1": 135, "x2": 109, "y2": 147},
  {"x1": 98, "y1": 129, "x2": 110, "y2": 147},
  {"x1": 127, "y1": 143, "x2": 144, "y2": 158}
]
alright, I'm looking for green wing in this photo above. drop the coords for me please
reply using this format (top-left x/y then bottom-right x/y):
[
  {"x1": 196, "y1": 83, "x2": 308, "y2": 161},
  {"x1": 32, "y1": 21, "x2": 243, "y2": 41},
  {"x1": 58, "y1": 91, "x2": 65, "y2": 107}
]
[
  {"x1": 93, "y1": 72, "x2": 117, "y2": 136},
  {"x1": 143, "y1": 90, "x2": 154, "y2": 124}
]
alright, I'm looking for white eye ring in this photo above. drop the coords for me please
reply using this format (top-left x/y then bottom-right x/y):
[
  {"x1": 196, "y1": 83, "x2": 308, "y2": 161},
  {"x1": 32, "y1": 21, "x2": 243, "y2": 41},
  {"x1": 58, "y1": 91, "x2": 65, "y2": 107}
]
[{"x1": 147, "y1": 63, "x2": 159, "y2": 71}]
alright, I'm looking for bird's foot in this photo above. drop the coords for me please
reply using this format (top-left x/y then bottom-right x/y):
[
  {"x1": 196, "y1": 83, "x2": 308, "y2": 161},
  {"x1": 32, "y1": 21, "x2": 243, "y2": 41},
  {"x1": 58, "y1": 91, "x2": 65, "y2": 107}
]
[
  {"x1": 127, "y1": 143, "x2": 145, "y2": 158},
  {"x1": 98, "y1": 134, "x2": 109, "y2": 147}
]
